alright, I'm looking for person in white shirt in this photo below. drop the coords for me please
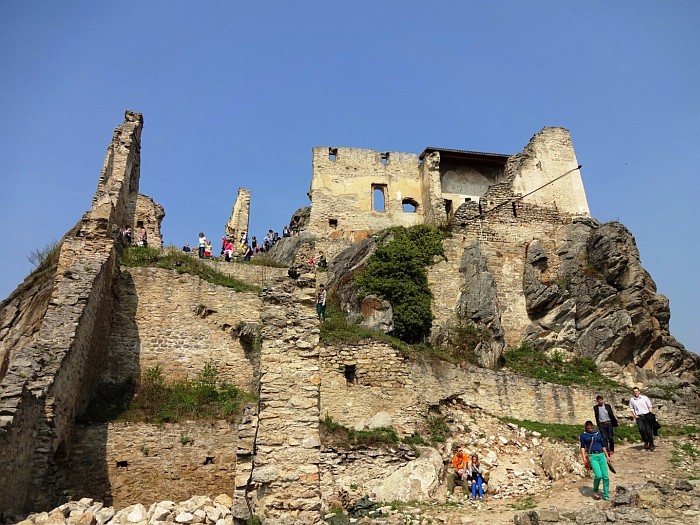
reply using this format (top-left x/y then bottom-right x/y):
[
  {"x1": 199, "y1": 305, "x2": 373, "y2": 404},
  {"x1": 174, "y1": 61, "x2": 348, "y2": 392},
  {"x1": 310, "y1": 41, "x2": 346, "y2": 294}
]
[{"x1": 629, "y1": 387, "x2": 655, "y2": 451}]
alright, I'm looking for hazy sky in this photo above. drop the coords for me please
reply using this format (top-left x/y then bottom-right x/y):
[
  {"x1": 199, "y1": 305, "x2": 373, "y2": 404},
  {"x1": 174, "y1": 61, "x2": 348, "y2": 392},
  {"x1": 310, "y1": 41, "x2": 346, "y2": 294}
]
[{"x1": 1, "y1": 2, "x2": 698, "y2": 354}]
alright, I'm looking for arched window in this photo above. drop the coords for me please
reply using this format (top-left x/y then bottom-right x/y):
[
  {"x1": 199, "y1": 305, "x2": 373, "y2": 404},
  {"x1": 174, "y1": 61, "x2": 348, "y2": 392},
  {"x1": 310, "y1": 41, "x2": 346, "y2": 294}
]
[
  {"x1": 402, "y1": 198, "x2": 418, "y2": 213},
  {"x1": 372, "y1": 184, "x2": 386, "y2": 212}
]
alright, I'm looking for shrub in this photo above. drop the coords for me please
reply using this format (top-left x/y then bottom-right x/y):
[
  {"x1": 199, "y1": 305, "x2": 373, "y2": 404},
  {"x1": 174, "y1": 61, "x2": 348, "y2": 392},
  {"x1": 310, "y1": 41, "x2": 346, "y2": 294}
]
[
  {"x1": 356, "y1": 225, "x2": 447, "y2": 343},
  {"x1": 80, "y1": 362, "x2": 255, "y2": 424}
]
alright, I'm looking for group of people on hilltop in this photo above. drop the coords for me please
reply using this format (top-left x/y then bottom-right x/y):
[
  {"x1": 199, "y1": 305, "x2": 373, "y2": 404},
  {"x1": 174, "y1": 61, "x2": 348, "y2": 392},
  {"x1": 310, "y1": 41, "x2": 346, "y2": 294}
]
[
  {"x1": 122, "y1": 225, "x2": 148, "y2": 247},
  {"x1": 182, "y1": 224, "x2": 299, "y2": 261},
  {"x1": 445, "y1": 388, "x2": 659, "y2": 505}
]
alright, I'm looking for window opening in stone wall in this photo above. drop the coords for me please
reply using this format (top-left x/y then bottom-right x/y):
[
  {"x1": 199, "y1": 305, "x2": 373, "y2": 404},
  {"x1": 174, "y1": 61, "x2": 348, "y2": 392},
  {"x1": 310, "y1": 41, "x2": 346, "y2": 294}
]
[
  {"x1": 329, "y1": 218, "x2": 338, "y2": 228},
  {"x1": 136, "y1": 220, "x2": 144, "y2": 228},
  {"x1": 344, "y1": 364, "x2": 357, "y2": 384},
  {"x1": 380, "y1": 152, "x2": 389, "y2": 165},
  {"x1": 402, "y1": 198, "x2": 418, "y2": 213},
  {"x1": 54, "y1": 439, "x2": 68, "y2": 462},
  {"x1": 329, "y1": 147, "x2": 337, "y2": 161},
  {"x1": 444, "y1": 199, "x2": 453, "y2": 216},
  {"x1": 116, "y1": 460, "x2": 129, "y2": 468},
  {"x1": 204, "y1": 456, "x2": 215, "y2": 465},
  {"x1": 372, "y1": 184, "x2": 386, "y2": 212},
  {"x1": 465, "y1": 197, "x2": 472, "y2": 202}
]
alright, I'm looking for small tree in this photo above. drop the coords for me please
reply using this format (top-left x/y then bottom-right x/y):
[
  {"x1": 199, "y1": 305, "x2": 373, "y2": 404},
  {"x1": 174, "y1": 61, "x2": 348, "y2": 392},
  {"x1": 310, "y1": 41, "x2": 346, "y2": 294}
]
[{"x1": 356, "y1": 225, "x2": 446, "y2": 343}]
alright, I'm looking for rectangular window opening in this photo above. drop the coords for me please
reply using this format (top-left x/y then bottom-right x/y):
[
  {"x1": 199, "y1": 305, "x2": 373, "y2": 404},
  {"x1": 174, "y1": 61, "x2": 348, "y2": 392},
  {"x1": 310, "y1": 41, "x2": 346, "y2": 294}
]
[
  {"x1": 372, "y1": 184, "x2": 387, "y2": 212},
  {"x1": 328, "y1": 147, "x2": 338, "y2": 161},
  {"x1": 329, "y1": 218, "x2": 338, "y2": 228}
]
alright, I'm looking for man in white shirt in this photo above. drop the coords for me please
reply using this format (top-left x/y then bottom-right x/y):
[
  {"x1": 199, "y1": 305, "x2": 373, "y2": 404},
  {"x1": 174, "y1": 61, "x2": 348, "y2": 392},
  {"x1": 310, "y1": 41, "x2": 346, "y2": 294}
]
[{"x1": 629, "y1": 387, "x2": 655, "y2": 451}]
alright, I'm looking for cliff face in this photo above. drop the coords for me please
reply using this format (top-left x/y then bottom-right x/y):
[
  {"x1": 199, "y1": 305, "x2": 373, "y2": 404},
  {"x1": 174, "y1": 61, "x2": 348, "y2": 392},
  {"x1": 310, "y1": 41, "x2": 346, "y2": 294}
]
[{"x1": 522, "y1": 219, "x2": 698, "y2": 381}]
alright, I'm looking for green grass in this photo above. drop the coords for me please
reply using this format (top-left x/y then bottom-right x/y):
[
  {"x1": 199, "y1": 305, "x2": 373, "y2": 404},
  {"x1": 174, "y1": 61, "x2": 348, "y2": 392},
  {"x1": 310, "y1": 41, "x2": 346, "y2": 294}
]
[
  {"x1": 320, "y1": 414, "x2": 400, "y2": 447},
  {"x1": 500, "y1": 417, "x2": 642, "y2": 443},
  {"x1": 79, "y1": 362, "x2": 255, "y2": 424},
  {"x1": 502, "y1": 344, "x2": 621, "y2": 388},
  {"x1": 121, "y1": 246, "x2": 261, "y2": 292},
  {"x1": 507, "y1": 496, "x2": 536, "y2": 511}
]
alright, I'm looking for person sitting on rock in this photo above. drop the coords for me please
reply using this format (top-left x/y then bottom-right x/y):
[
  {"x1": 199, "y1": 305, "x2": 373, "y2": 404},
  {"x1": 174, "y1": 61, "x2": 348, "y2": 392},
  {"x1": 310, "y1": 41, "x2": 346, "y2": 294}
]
[
  {"x1": 468, "y1": 454, "x2": 488, "y2": 501},
  {"x1": 446, "y1": 445, "x2": 470, "y2": 500},
  {"x1": 317, "y1": 251, "x2": 327, "y2": 269}
]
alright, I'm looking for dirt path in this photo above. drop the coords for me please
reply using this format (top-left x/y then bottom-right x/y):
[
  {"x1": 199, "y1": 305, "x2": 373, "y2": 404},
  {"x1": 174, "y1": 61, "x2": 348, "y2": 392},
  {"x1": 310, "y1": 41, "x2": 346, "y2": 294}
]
[{"x1": 420, "y1": 436, "x2": 694, "y2": 525}]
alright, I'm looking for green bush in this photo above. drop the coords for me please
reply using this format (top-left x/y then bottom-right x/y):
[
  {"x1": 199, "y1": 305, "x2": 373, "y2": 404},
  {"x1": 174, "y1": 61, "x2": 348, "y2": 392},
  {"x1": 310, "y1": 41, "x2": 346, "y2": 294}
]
[
  {"x1": 502, "y1": 344, "x2": 620, "y2": 388},
  {"x1": 356, "y1": 225, "x2": 446, "y2": 343}
]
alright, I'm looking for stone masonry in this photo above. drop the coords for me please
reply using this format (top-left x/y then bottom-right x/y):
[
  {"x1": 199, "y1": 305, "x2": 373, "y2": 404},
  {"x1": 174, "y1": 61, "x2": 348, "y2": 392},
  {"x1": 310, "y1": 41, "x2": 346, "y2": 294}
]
[
  {"x1": 0, "y1": 111, "x2": 144, "y2": 516},
  {"x1": 235, "y1": 276, "x2": 323, "y2": 524},
  {"x1": 225, "y1": 188, "x2": 251, "y2": 243}
]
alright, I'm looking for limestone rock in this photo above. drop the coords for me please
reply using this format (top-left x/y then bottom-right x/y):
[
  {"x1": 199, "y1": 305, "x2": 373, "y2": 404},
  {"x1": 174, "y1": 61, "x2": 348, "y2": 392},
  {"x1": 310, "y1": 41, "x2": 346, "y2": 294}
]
[
  {"x1": 456, "y1": 242, "x2": 505, "y2": 368},
  {"x1": 364, "y1": 447, "x2": 443, "y2": 502},
  {"x1": 540, "y1": 445, "x2": 574, "y2": 481},
  {"x1": 358, "y1": 295, "x2": 393, "y2": 333}
]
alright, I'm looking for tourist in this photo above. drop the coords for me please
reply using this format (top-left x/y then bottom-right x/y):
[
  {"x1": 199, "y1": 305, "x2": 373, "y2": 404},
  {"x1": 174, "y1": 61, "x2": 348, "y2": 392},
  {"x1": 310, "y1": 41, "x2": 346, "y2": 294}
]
[
  {"x1": 629, "y1": 387, "x2": 655, "y2": 451},
  {"x1": 204, "y1": 240, "x2": 213, "y2": 258},
  {"x1": 283, "y1": 225, "x2": 291, "y2": 237},
  {"x1": 243, "y1": 242, "x2": 254, "y2": 261},
  {"x1": 182, "y1": 243, "x2": 191, "y2": 253},
  {"x1": 468, "y1": 454, "x2": 488, "y2": 501},
  {"x1": 593, "y1": 395, "x2": 618, "y2": 455},
  {"x1": 251, "y1": 236, "x2": 258, "y2": 252},
  {"x1": 224, "y1": 239, "x2": 234, "y2": 262},
  {"x1": 317, "y1": 251, "x2": 327, "y2": 269},
  {"x1": 316, "y1": 284, "x2": 327, "y2": 322},
  {"x1": 579, "y1": 420, "x2": 610, "y2": 501},
  {"x1": 123, "y1": 225, "x2": 132, "y2": 244},
  {"x1": 446, "y1": 445, "x2": 470, "y2": 500},
  {"x1": 140, "y1": 226, "x2": 148, "y2": 247},
  {"x1": 198, "y1": 233, "x2": 207, "y2": 259},
  {"x1": 221, "y1": 236, "x2": 229, "y2": 256}
]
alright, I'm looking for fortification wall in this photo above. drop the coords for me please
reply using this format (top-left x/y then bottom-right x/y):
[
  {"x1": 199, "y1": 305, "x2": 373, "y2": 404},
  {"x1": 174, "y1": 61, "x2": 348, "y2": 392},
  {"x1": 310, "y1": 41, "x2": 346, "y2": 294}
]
[
  {"x1": 64, "y1": 420, "x2": 237, "y2": 508},
  {"x1": 307, "y1": 147, "x2": 425, "y2": 240},
  {"x1": 0, "y1": 111, "x2": 143, "y2": 516},
  {"x1": 429, "y1": 199, "x2": 571, "y2": 349},
  {"x1": 105, "y1": 268, "x2": 261, "y2": 389},
  {"x1": 205, "y1": 259, "x2": 288, "y2": 288},
  {"x1": 508, "y1": 127, "x2": 589, "y2": 216},
  {"x1": 320, "y1": 342, "x2": 423, "y2": 435},
  {"x1": 132, "y1": 193, "x2": 165, "y2": 248}
]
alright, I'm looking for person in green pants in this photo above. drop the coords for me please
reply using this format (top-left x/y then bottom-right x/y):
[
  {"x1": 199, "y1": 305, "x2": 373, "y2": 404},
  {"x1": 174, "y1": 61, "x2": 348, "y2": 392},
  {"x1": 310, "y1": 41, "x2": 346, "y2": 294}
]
[{"x1": 580, "y1": 420, "x2": 610, "y2": 500}]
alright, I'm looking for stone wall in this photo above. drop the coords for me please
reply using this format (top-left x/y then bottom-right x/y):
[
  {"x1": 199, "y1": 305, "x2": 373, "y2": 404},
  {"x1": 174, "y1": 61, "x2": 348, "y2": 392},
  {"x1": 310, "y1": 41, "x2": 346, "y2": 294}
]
[
  {"x1": 132, "y1": 193, "x2": 165, "y2": 248},
  {"x1": 319, "y1": 341, "x2": 423, "y2": 434},
  {"x1": 307, "y1": 147, "x2": 425, "y2": 241},
  {"x1": 105, "y1": 268, "x2": 261, "y2": 389},
  {"x1": 225, "y1": 188, "x2": 251, "y2": 242},
  {"x1": 64, "y1": 420, "x2": 237, "y2": 508},
  {"x1": 0, "y1": 111, "x2": 143, "y2": 516}
]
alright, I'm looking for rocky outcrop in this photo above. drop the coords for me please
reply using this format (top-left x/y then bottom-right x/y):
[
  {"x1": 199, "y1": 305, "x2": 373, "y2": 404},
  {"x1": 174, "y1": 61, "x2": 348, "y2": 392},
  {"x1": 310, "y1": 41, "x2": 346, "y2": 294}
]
[
  {"x1": 455, "y1": 242, "x2": 505, "y2": 368},
  {"x1": 522, "y1": 220, "x2": 699, "y2": 381}
]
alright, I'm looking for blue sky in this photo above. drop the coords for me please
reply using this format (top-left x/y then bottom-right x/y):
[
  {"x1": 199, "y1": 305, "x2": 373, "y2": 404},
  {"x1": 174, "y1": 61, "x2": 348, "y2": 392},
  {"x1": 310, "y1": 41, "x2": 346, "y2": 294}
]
[{"x1": 1, "y1": 2, "x2": 698, "y2": 354}]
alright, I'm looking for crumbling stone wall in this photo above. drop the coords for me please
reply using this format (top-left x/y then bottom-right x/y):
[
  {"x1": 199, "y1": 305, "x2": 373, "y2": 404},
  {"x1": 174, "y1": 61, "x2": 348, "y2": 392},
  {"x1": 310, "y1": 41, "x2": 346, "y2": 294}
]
[
  {"x1": 320, "y1": 342, "x2": 423, "y2": 434},
  {"x1": 225, "y1": 188, "x2": 251, "y2": 243},
  {"x1": 130, "y1": 193, "x2": 165, "y2": 248},
  {"x1": 105, "y1": 268, "x2": 261, "y2": 389},
  {"x1": 307, "y1": 147, "x2": 425, "y2": 241},
  {"x1": 64, "y1": 420, "x2": 237, "y2": 508},
  {"x1": 0, "y1": 111, "x2": 143, "y2": 516}
]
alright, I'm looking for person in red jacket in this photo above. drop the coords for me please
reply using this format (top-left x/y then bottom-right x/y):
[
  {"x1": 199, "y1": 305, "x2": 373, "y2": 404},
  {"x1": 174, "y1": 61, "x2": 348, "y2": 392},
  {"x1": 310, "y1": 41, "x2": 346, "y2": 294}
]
[{"x1": 446, "y1": 445, "x2": 470, "y2": 500}]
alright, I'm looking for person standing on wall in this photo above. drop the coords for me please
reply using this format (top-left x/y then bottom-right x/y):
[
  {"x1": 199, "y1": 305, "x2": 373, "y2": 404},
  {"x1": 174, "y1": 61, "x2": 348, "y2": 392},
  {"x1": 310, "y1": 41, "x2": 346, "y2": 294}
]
[
  {"x1": 198, "y1": 232, "x2": 207, "y2": 259},
  {"x1": 316, "y1": 284, "x2": 327, "y2": 322},
  {"x1": 629, "y1": 387, "x2": 655, "y2": 451},
  {"x1": 140, "y1": 226, "x2": 148, "y2": 247},
  {"x1": 580, "y1": 420, "x2": 610, "y2": 501},
  {"x1": 593, "y1": 395, "x2": 618, "y2": 455}
]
